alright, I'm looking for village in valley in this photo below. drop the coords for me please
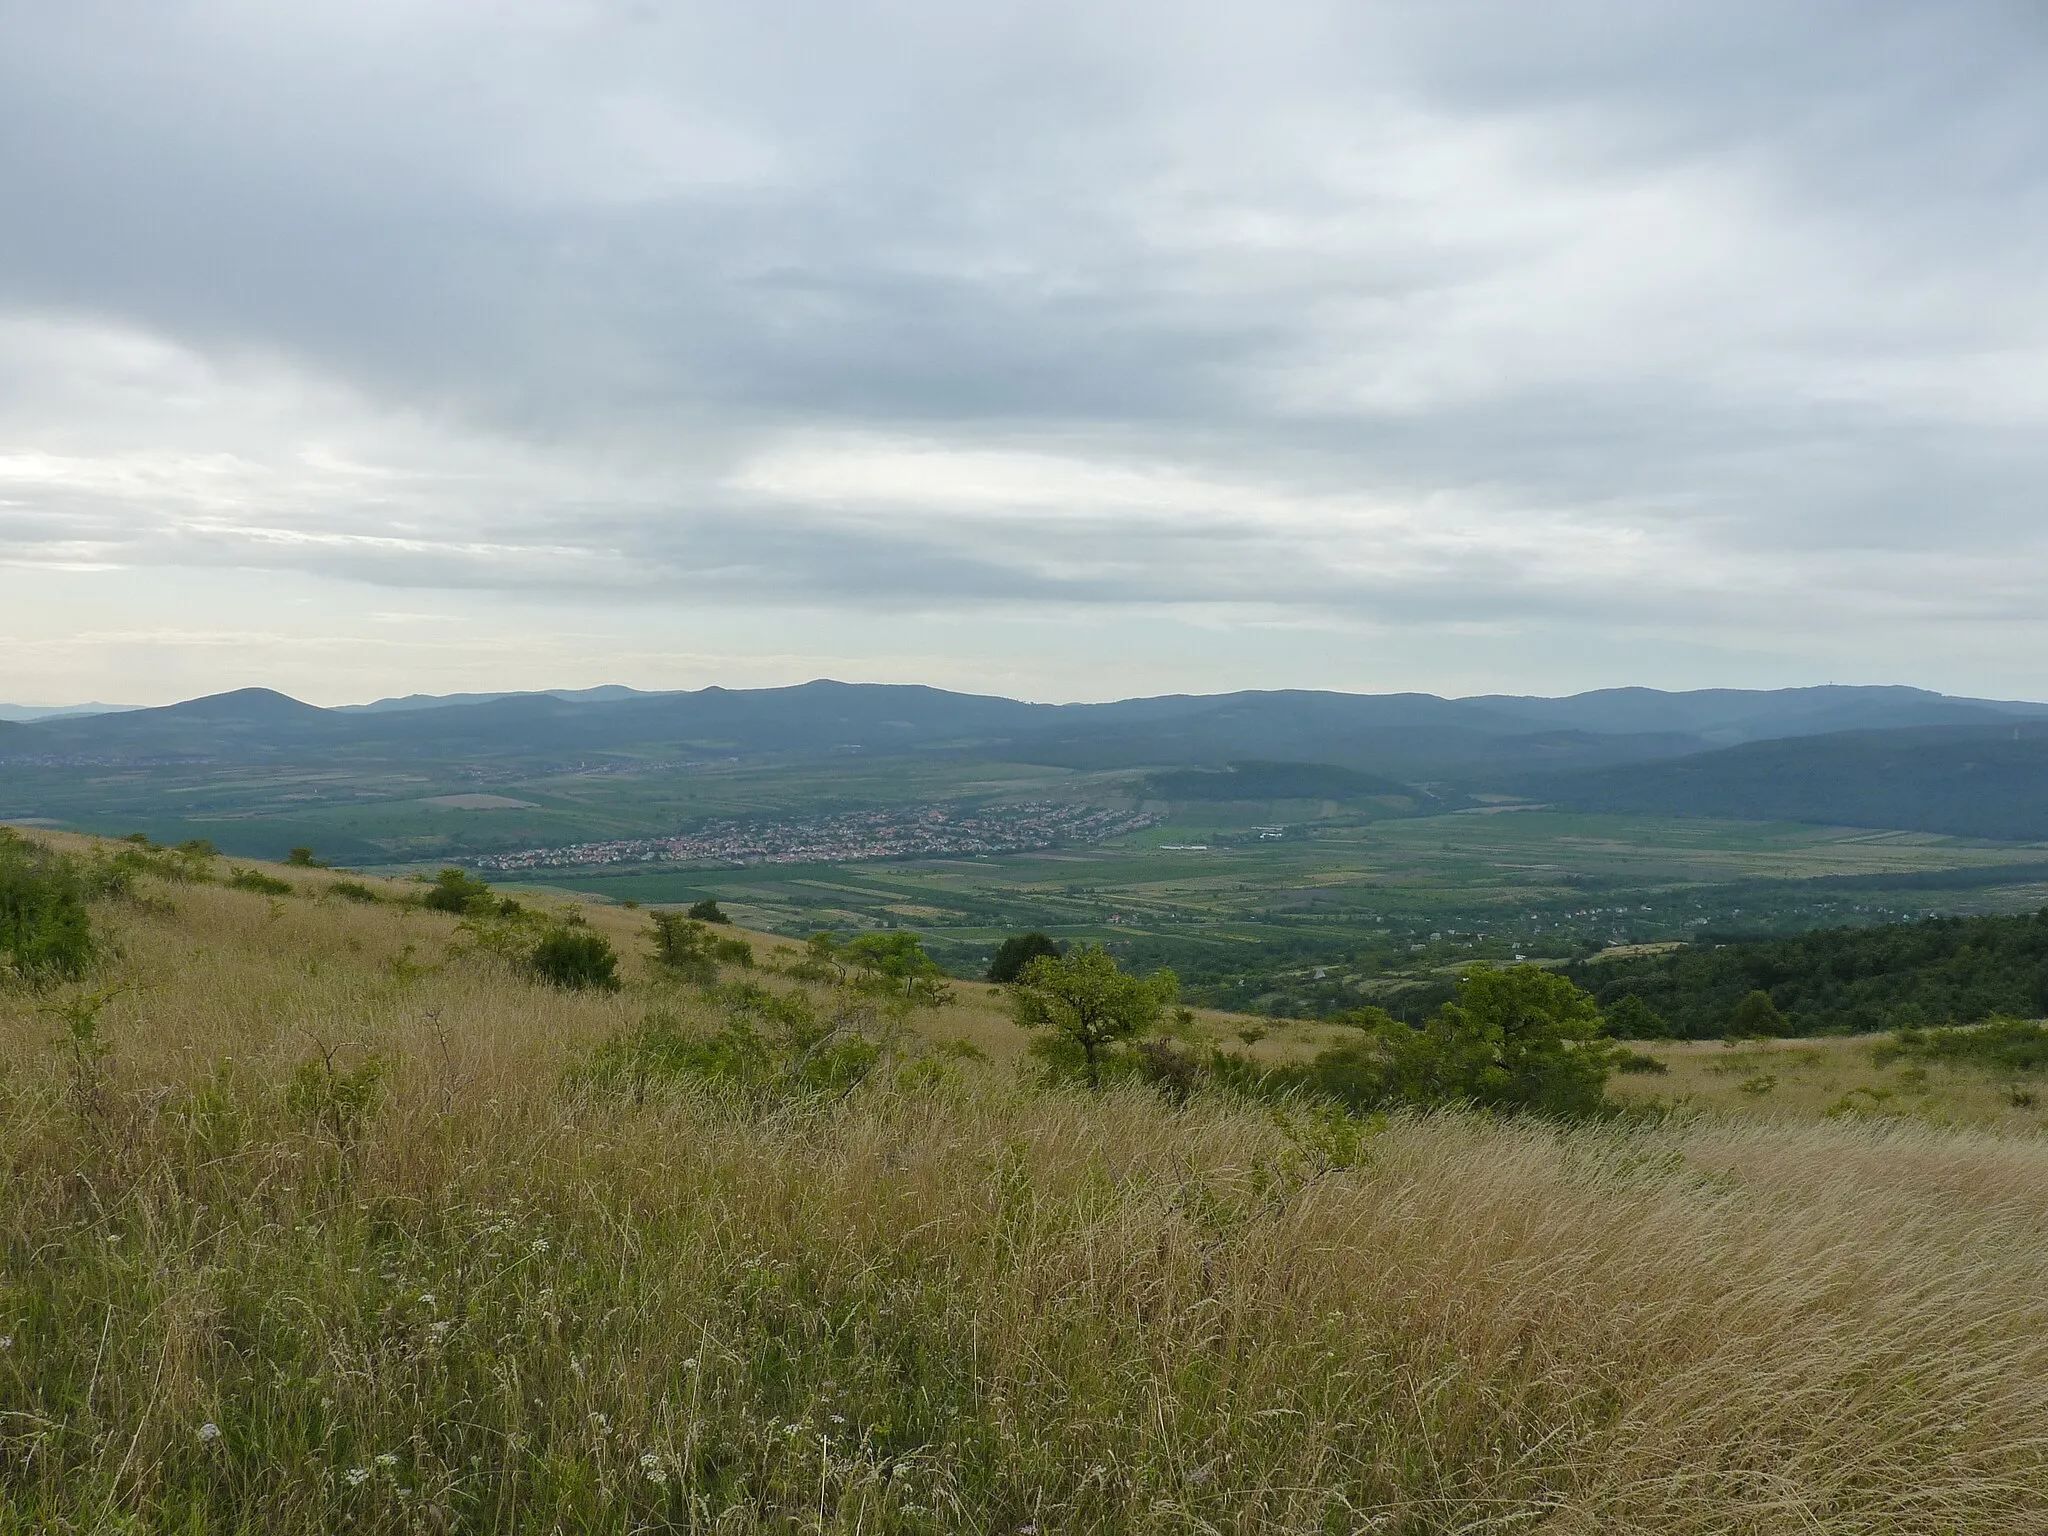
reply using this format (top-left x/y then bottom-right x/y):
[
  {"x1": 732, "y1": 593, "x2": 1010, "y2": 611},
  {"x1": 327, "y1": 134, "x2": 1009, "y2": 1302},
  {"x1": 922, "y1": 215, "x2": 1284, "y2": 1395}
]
[{"x1": 471, "y1": 801, "x2": 1159, "y2": 873}]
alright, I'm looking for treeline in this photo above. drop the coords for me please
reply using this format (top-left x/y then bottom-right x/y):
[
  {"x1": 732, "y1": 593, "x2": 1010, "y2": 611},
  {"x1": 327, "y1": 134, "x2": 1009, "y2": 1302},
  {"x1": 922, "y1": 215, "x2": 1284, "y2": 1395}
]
[{"x1": 1570, "y1": 908, "x2": 2048, "y2": 1037}]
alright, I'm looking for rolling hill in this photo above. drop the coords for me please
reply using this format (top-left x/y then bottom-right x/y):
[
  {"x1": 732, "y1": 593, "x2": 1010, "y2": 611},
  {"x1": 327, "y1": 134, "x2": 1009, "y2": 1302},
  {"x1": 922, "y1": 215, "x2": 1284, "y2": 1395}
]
[
  {"x1": 8, "y1": 680, "x2": 2037, "y2": 786},
  {"x1": 1534, "y1": 721, "x2": 2048, "y2": 841}
]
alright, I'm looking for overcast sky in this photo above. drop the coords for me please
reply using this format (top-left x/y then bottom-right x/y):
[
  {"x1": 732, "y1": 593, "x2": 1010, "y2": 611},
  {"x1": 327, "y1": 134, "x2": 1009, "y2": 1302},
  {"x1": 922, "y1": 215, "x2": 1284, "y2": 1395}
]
[{"x1": 3, "y1": 1, "x2": 2046, "y2": 706}]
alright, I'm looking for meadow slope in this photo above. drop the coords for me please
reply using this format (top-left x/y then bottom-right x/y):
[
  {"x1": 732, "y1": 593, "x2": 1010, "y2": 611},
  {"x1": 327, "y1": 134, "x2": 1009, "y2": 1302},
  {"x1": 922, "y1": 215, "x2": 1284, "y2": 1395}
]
[{"x1": 1, "y1": 837, "x2": 2045, "y2": 1532}]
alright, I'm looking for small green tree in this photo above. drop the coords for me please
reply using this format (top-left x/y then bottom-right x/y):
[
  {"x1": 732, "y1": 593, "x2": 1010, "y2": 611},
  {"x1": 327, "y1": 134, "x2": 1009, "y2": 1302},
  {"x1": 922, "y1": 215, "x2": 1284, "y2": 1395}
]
[
  {"x1": 285, "y1": 846, "x2": 326, "y2": 868},
  {"x1": 1729, "y1": 989, "x2": 1787, "y2": 1038},
  {"x1": 649, "y1": 911, "x2": 719, "y2": 984},
  {"x1": 1012, "y1": 944, "x2": 1177, "y2": 1087},
  {"x1": 845, "y1": 931, "x2": 953, "y2": 1007},
  {"x1": 687, "y1": 899, "x2": 729, "y2": 923},
  {"x1": 1603, "y1": 993, "x2": 1670, "y2": 1038},
  {"x1": 987, "y1": 931, "x2": 1061, "y2": 983}
]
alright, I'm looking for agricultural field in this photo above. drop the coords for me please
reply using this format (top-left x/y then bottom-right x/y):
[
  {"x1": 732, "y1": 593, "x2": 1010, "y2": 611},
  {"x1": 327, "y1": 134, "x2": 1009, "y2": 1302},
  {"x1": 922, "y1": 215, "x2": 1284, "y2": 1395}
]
[
  {"x1": 507, "y1": 806, "x2": 2048, "y2": 1013},
  {"x1": 11, "y1": 735, "x2": 2048, "y2": 1018},
  {"x1": 3, "y1": 830, "x2": 2047, "y2": 1531}
]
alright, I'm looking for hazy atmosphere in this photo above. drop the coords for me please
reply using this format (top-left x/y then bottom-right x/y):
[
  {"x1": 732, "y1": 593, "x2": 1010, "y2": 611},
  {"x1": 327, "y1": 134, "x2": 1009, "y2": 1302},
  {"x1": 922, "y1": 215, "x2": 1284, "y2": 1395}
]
[{"x1": 5, "y1": 1, "x2": 2047, "y2": 704}]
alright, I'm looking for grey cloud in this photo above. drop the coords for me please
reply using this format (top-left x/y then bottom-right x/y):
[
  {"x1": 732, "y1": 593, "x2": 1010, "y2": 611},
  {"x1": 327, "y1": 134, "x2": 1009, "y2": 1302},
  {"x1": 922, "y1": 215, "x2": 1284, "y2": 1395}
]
[{"x1": 2, "y1": 0, "x2": 2047, "y2": 692}]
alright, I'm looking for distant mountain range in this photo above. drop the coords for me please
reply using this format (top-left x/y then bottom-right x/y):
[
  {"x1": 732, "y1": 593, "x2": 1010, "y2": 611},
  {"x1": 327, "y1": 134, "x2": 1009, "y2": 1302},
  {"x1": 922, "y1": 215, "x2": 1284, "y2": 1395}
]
[
  {"x1": 0, "y1": 701, "x2": 139, "y2": 722},
  {"x1": 4, "y1": 680, "x2": 2048, "y2": 840}
]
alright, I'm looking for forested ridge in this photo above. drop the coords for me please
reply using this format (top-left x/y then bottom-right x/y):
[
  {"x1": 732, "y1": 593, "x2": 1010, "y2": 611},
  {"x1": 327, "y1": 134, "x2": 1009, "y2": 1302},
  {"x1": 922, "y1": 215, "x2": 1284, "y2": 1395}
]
[{"x1": 1573, "y1": 908, "x2": 2048, "y2": 1037}]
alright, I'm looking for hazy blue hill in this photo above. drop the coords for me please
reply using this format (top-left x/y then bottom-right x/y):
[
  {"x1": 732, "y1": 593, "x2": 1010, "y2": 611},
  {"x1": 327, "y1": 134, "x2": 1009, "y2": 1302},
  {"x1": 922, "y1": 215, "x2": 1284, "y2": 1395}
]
[
  {"x1": 9, "y1": 683, "x2": 2047, "y2": 809},
  {"x1": 11, "y1": 688, "x2": 350, "y2": 760},
  {"x1": 1464, "y1": 684, "x2": 2043, "y2": 745},
  {"x1": 150, "y1": 687, "x2": 330, "y2": 723},
  {"x1": 1144, "y1": 760, "x2": 1416, "y2": 802},
  {"x1": 993, "y1": 689, "x2": 1710, "y2": 777},
  {"x1": 0, "y1": 702, "x2": 138, "y2": 722},
  {"x1": 1534, "y1": 722, "x2": 2048, "y2": 841},
  {"x1": 339, "y1": 684, "x2": 665, "y2": 713}
]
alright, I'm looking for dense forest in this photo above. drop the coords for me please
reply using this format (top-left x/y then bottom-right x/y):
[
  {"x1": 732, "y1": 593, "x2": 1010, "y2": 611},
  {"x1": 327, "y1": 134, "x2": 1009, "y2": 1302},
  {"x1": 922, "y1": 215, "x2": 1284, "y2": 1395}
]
[{"x1": 1571, "y1": 908, "x2": 2048, "y2": 1037}]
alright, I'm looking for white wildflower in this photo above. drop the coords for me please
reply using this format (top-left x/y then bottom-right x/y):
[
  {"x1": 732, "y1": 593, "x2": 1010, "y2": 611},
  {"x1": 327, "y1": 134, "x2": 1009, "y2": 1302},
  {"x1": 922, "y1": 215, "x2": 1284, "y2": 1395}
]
[
  {"x1": 529, "y1": 1238, "x2": 549, "y2": 1254},
  {"x1": 417, "y1": 1293, "x2": 436, "y2": 1306},
  {"x1": 375, "y1": 1452, "x2": 398, "y2": 1468},
  {"x1": 0, "y1": 1336, "x2": 12, "y2": 1351},
  {"x1": 197, "y1": 1422, "x2": 221, "y2": 1442},
  {"x1": 344, "y1": 1467, "x2": 369, "y2": 1487},
  {"x1": 640, "y1": 1451, "x2": 667, "y2": 1484}
]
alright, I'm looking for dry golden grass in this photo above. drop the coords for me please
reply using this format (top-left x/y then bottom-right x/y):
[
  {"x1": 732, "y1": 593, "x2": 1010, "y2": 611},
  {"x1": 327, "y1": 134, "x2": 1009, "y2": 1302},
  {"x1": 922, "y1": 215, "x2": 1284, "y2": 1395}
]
[
  {"x1": 3, "y1": 830, "x2": 2047, "y2": 1531},
  {"x1": 1609, "y1": 1033, "x2": 2048, "y2": 1132}
]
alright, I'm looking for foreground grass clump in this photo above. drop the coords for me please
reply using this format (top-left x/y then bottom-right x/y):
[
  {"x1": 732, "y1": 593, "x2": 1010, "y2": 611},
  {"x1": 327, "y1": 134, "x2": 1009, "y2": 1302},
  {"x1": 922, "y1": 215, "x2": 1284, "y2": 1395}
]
[{"x1": 2, "y1": 834, "x2": 2047, "y2": 1532}]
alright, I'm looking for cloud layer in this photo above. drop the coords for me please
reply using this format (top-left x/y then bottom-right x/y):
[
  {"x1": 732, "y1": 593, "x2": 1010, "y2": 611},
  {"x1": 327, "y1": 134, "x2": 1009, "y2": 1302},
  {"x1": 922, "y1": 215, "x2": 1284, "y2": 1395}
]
[{"x1": 3, "y1": 1, "x2": 2047, "y2": 702}]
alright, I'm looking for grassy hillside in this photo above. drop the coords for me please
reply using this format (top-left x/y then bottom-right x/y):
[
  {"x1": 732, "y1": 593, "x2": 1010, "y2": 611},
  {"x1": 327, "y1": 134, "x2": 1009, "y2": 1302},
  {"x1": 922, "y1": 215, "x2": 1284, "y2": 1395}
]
[{"x1": 3, "y1": 833, "x2": 2047, "y2": 1531}]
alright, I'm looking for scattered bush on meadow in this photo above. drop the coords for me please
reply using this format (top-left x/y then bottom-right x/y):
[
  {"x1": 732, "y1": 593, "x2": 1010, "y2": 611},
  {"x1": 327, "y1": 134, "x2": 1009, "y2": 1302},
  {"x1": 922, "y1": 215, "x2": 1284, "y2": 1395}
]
[
  {"x1": 529, "y1": 927, "x2": 622, "y2": 992},
  {"x1": 1877, "y1": 1016, "x2": 2048, "y2": 1076},
  {"x1": 0, "y1": 830, "x2": 95, "y2": 982},
  {"x1": 649, "y1": 910, "x2": 717, "y2": 983},
  {"x1": 1613, "y1": 1047, "x2": 1670, "y2": 1075},
  {"x1": 1289, "y1": 966, "x2": 1621, "y2": 1118},
  {"x1": 687, "y1": 898, "x2": 728, "y2": 923},
  {"x1": 652, "y1": 910, "x2": 758, "y2": 980},
  {"x1": 228, "y1": 867, "x2": 294, "y2": 896},
  {"x1": 421, "y1": 866, "x2": 497, "y2": 914},
  {"x1": 284, "y1": 846, "x2": 326, "y2": 868},
  {"x1": 580, "y1": 982, "x2": 879, "y2": 1106},
  {"x1": 327, "y1": 880, "x2": 383, "y2": 904},
  {"x1": 285, "y1": 1042, "x2": 387, "y2": 1143},
  {"x1": 844, "y1": 930, "x2": 952, "y2": 1007}
]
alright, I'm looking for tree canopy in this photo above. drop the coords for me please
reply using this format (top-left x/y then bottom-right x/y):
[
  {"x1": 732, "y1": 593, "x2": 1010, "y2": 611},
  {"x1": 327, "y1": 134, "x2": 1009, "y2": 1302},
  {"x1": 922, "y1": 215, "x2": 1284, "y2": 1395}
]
[{"x1": 987, "y1": 931, "x2": 1061, "y2": 984}]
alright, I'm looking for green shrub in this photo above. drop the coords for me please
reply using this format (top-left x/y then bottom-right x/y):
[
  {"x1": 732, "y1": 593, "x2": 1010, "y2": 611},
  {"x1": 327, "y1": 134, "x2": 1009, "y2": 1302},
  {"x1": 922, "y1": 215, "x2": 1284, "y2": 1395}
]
[
  {"x1": 1299, "y1": 966, "x2": 1619, "y2": 1119},
  {"x1": 714, "y1": 936, "x2": 754, "y2": 967},
  {"x1": 687, "y1": 898, "x2": 728, "y2": 923},
  {"x1": 421, "y1": 867, "x2": 496, "y2": 914},
  {"x1": 846, "y1": 931, "x2": 953, "y2": 1007},
  {"x1": 1614, "y1": 1047, "x2": 1670, "y2": 1075},
  {"x1": 581, "y1": 984, "x2": 879, "y2": 1105},
  {"x1": 285, "y1": 1046, "x2": 387, "y2": 1142},
  {"x1": 0, "y1": 832, "x2": 94, "y2": 981},
  {"x1": 530, "y1": 927, "x2": 621, "y2": 992},
  {"x1": 328, "y1": 881, "x2": 383, "y2": 904},
  {"x1": 284, "y1": 846, "x2": 326, "y2": 868},
  {"x1": 229, "y1": 867, "x2": 294, "y2": 896}
]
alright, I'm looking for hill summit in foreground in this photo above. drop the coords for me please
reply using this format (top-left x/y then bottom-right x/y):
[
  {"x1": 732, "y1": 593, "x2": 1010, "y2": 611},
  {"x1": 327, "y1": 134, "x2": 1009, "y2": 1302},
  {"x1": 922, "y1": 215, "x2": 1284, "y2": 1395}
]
[{"x1": 2, "y1": 830, "x2": 2046, "y2": 1531}]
